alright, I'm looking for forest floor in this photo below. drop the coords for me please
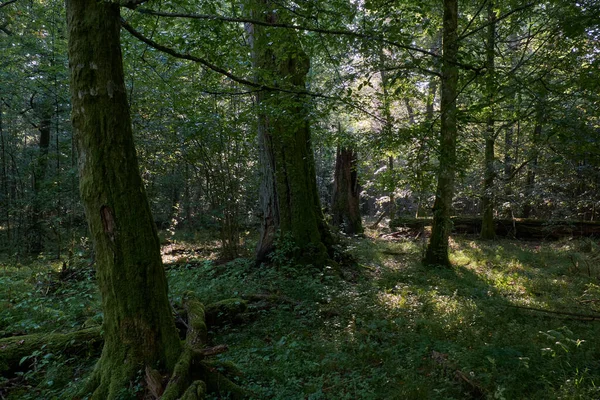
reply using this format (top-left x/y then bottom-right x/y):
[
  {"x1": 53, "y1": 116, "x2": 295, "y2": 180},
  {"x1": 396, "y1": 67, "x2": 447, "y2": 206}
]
[{"x1": 1, "y1": 230, "x2": 600, "y2": 399}]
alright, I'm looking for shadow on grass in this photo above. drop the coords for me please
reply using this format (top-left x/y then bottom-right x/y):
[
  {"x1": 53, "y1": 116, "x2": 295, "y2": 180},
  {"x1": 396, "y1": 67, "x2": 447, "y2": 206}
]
[{"x1": 175, "y1": 234, "x2": 600, "y2": 400}]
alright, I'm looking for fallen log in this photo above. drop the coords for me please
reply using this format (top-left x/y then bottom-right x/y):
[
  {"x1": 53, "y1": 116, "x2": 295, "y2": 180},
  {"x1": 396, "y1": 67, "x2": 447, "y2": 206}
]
[
  {"x1": 431, "y1": 350, "x2": 486, "y2": 399},
  {"x1": 0, "y1": 327, "x2": 102, "y2": 375},
  {"x1": 507, "y1": 305, "x2": 600, "y2": 321},
  {"x1": 390, "y1": 216, "x2": 600, "y2": 239}
]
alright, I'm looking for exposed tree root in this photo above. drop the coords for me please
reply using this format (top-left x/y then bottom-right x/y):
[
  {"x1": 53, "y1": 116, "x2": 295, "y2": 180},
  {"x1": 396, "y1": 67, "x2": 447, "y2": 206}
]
[
  {"x1": 1, "y1": 293, "x2": 255, "y2": 399},
  {"x1": 162, "y1": 292, "x2": 249, "y2": 399}
]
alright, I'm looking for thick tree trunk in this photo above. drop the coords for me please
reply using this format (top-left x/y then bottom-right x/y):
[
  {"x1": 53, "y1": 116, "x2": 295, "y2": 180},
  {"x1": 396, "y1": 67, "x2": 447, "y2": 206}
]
[
  {"x1": 424, "y1": 0, "x2": 459, "y2": 267},
  {"x1": 65, "y1": 2, "x2": 182, "y2": 398},
  {"x1": 480, "y1": 2, "x2": 497, "y2": 240},
  {"x1": 332, "y1": 145, "x2": 363, "y2": 235},
  {"x1": 250, "y1": 1, "x2": 331, "y2": 264}
]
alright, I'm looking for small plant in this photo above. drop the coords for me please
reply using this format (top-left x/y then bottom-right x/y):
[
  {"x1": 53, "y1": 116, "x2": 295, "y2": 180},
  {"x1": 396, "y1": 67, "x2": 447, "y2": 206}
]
[{"x1": 268, "y1": 233, "x2": 299, "y2": 270}]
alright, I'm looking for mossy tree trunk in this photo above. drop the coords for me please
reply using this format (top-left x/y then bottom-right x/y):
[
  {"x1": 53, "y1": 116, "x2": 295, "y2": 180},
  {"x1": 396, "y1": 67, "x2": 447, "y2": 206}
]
[
  {"x1": 423, "y1": 0, "x2": 458, "y2": 267},
  {"x1": 66, "y1": 1, "x2": 182, "y2": 398},
  {"x1": 250, "y1": 0, "x2": 332, "y2": 264},
  {"x1": 332, "y1": 144, "x2": 363, "y2": 235},
  {"x1": 480, "y1": 1, "x2": 497, "y2": 240}
]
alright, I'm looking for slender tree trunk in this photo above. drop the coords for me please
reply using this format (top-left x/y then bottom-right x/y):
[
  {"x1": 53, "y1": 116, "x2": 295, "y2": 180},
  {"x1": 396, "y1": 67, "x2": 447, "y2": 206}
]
[
  {"x1": 480, "y1": 1, "x2": 497, "y2": 239},
  {"x1": 184, "y1": 162, "x2": 191, "y2": 228},
  {"x1": 504, "y1": 123, "x2": 514, "y2": 195},
  {"x1": 0, "y1": 98, "x2": 9, "y2": 245},
  {"x1": 415, "y1": 35, "x2": 440, "y2": 218},
  {"x1": 521, "y1": 122, "x2": 541, "y2": 218},
  {"x1": 521, "y1": 88, "x2": 545, "y2": 219},
  {"x1": 379, "y1": 51, "x2": 396, "y2": 222},
  {"x1": 250, "y1": 1, "x2": 331, "y2": 264},
  {"x1": 65, "y1": 1, "x2": 182, "y2": 398},
  {"x1": 332, "y1": 142, "x2": 363, "y2": 235},
  {"x1": 424, "y1": 0, "x2": 459, "y2": 267},
  {"x1": 29, "y1": 103, "x2": 51, "y2": 253}
]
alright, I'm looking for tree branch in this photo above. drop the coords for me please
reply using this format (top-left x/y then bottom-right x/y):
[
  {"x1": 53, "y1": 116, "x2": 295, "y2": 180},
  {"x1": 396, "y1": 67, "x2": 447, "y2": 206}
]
[
  {"x1": 133, "y1": 7, "x2": 483, "y2": 72},
  {"x1": 459, "y1": 2, "x2": 537, "y2": 41},
  {"x1": 0, "y1": 0, "x2": 18, "y2": 9},
  {"x1": 121, "y1": 19, "x2": 387, "y2": 122},
  {"x1": 0, "y1": 25, "x2": 12, "y2": 35},
  {"x1": 121, "y1": 19, "x2": 265, "y2": 89}
]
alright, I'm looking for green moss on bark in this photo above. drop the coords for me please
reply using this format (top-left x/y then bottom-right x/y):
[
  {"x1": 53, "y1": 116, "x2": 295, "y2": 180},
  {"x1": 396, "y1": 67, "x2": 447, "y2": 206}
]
[
  {"x1": 424, "y1": 0, "x2": 458, "y2": 268},
  {"x1": 251, "y1": 1, "x2": 332, "y2": 266},
  {"x1": 66, "y1": 0, "x2": 182, "y2": 397}
]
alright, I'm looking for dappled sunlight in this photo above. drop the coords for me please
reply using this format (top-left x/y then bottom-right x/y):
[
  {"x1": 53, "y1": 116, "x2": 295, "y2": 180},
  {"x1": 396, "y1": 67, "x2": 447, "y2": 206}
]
[
  {"x1": 3, "y1": 235, "x2": 600, "y2": 399},
  {"x1": 160, "y1": 241, "x2": 220, "y2": 264}
]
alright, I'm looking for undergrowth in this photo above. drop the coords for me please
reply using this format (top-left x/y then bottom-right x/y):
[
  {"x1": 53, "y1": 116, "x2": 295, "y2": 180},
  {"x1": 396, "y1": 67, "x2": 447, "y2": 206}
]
[{"x1": 1, "y1": 234, "x2": 600, "y2": 399}]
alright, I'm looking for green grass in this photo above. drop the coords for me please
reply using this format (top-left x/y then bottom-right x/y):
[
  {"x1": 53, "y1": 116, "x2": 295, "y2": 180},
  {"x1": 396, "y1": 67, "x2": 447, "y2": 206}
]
[{"x1": 2, "y1": 235, "x2": 600, "y2": 399}]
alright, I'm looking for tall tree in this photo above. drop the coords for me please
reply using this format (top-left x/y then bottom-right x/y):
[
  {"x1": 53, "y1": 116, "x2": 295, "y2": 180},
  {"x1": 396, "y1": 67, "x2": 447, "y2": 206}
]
[
  {"x1": 480, "y1": 1, "x2": 497, "y2": 239},
  {"x1": 250, "y1": 0, "x2": 332, "y2": 264},
  {"x1": 65, "y1": 1, "x2": 182, "y2": 397},
  {"x1": 423, "y1": 0, "x2": 459, "y2": 267}
]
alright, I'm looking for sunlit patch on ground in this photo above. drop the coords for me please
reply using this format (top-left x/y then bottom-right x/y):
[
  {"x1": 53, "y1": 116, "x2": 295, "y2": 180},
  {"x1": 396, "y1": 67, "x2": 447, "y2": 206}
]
[
  {"x1": 160, "y1": 241, "x2": 220, "y2": 264},
  {"x1": 2, "y1": 234, "x2": 600, "y2": 399}
]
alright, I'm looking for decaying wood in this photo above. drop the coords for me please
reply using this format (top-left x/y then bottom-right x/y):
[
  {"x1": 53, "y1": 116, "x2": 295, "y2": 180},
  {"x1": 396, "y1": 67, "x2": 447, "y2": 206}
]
[
  {"x1": 431, "y1": 350, "x2": 485, "y2": 399},
  {"x1": 369, "y1": 209, "x2": 389, "y2": 229},
  {"x1": 0, "y1": 327, "x2": 102, "y2": 375},
  {"x1": 390, "y1": 216, "x2": 600, "y2": 239},
  {"x1": 200, "y1": 344, "x2": 229, "y2": 357},
  {"x1": 507, "y1": 304, "x2": 600, "y2": 321},
  {"x1": 242, "y1": 293, "x2": 300, "y2": 306}
]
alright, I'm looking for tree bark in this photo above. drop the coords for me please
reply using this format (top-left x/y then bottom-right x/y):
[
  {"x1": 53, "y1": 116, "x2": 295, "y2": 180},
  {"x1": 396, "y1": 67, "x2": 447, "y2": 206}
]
[
  {"x1": 424, "y1": 0, "x2": 459, "y2": 267},
  {"x1": 332, "y1": 144, "x2": 363, "y2": 235},
  {"x1": 28, "y1": 101, "x2": 52, "y2": 254},
  {"x1": 480, "y1": 1, "x2": 497, "y2": 239},
  {"x1": 379, "y1": 51, "x2": 396, "y2": 222},
  {"x1": 65, "y1": 1, "x2": 182, "y2": 398},
  {"x1": 415, "y1": 67, "x2": 439, "y2": 218},
  {"x1": 521, "y1": 92, "x2": 544, "y2": 218},
  {"x1": 250, "y1": 0, "x2": 332, "y2": 264},
  {"x1": 0, "y1": 98, "x2": 10, "y2": 246}
]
